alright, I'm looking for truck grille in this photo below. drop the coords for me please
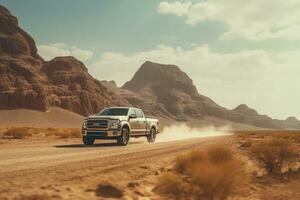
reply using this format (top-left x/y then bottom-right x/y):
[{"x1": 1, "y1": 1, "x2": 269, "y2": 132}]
[{"x1": 87, "y1": 119, "x2": 109, "y2": 129}]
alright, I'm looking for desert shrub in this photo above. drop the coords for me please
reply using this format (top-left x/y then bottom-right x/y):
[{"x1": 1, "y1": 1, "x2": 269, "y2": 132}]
[
  {"x1": 44, "y1": 131, "x2": 53, "y2": 137},
  {"x1": 44, "y1": 128, "x2": 81, "y2": 138},
  {"x1": 154, "y1": 172, "x2": 185, "y2": 199},
  {"x1": 287, "y1": 132, "x2": 300, "y2": 143},
  {"x1": 46, "y1": 127, "x2": 56, "y2": 132},
  {"x1": 95, "y1": 182, "x2": 123, "y2": 198},
  {"x1": 155, "y1": 145, "x2": 248, "y2": 200},
  {"x1": 55, "y1": 128, "x2": 81, "y2": 139},
  {"x1": 2, "y1": 127, "x2": 32, "y2": 139},
  {"x1": 240, "y1": 139, "x2": 252, "y2": 148},
  {"x1": 251, "y1": 139, "x2": 298, "y2": 175},
  {"x1": 293, "y1": 134, "x2": 300, "y2": 143}
]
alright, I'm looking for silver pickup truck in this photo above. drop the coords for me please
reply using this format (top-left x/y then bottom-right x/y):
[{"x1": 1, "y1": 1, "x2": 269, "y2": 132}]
[{"x1": 82, "y1": 107, "x2": 159, "y2": 146}]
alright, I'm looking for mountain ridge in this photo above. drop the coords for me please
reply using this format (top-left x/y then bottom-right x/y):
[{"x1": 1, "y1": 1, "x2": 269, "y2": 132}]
[
  {"x1": 1, "y1": 5, "x2": 299, "y2": 129},
  {"x1": 119, "y1": 61, "x2": 299, "y2": 129}
]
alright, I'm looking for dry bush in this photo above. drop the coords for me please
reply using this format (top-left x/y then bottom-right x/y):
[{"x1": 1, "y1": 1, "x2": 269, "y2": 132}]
[
  {"x1": 26, "y1": 127, "x2": 40, "y2": 135},
  {"x1": 240, "y1": 139, "x2": 252, "y2": 148},
  {"x1": 43, "y1": 128, "x2": 81, "y2": 138},
  {"x1": 155, "y1": 145, "x2": 248, "y2": 200},
  {"x1": 2, "y1": 127, "x2": 33, "y2": 139},
  {"x1": 0, "y1": 128, "x2": 7, "y2": 135},
  {"x1": 155, "y1": 172, "x2": 184, "y2": 198},
  {"x1": 95, "y1": 182, "x2": 124, "y2": 198},
  {"x1": 234, "y1": 132, "x2": 249, "y2": 140},
  {"x1": 280, "y1": 132, "x2": 300, "y2": 143},
  {"x1": 46, "y1": 127, "x2": 56, "y2": 132},
  {"x1": 292, "y1": 133, "x2": 300, "y2": 143},
  {"x1": 1, "y1": 127, "x2": 81, "y2": 139},
  {"x1": 251, "y1": 138, "x2": 299, "y2": 175},
  {"x1": 50, "y1": 128, "x2": 81, "y2": 139}
]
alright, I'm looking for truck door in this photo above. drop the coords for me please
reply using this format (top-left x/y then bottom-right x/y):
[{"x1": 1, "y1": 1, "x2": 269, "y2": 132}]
[
  {"x1": 128, "y1": 108, "x2": 139, "y2": 134},
  {"x1": 135, "y1": 109, "x2": 147, "y2": 134}
]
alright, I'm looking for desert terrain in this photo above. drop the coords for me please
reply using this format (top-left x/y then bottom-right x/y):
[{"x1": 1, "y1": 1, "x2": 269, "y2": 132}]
[
  {"x1": 0, "y1": 128, "x2": 299, "y2": 200},
  {"x1": 0, "y1": 130, "x2": 227, "y2": 200},
  {"x1": 1, "y1": 3, "x2": 300, "y2": 200}
]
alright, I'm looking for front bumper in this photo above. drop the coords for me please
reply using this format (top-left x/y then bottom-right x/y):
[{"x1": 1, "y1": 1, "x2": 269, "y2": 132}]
[{"x1": 82, "y1": 129, "x2": 121, "y2": 139}]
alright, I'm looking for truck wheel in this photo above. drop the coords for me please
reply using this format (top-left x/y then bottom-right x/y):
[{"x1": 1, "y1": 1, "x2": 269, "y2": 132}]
[
  {"x1": 83, "y1": 136, "x2": 94, "y2": 145},
  {"x1": 117, "y1": 127, "x2": 130, "y2": 146},
  {"x1": 147, "y1": 127, "x2": 156, "y2": 143}
]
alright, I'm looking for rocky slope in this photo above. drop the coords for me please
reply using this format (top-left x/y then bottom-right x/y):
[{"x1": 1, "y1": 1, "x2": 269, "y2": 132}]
[
  {"x1": 229, "y1": 104, "x2": 283, "y2": 129},
  {"x1": 119, "y1": 61, "x2": 300, "y2": 129},
  {"x1": 0, "y1": 5, "x2": 128, "y2": 116},
  {"x1": 122, "y1": 61, "x2": 228, "y2": 120}
]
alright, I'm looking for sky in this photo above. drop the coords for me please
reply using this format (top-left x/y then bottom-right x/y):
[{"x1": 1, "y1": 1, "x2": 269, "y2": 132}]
[{"x1": 1, "y1": 0, "x2": 300, "y2": 120}]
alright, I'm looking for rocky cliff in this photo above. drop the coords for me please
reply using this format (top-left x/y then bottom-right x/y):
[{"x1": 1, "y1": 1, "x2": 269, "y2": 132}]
[{"x1": 0, "y1": 5, "x2": 128, "y2": 116}]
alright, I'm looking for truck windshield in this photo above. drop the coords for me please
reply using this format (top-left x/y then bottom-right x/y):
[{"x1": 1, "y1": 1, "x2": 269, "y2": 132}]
[{"x1": 97, "y1": 108, "x2": 129, "y2": 116}]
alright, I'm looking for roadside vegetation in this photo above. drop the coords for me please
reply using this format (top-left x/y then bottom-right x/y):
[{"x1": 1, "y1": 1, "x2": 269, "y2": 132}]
[
  {"x1": 235, "y1": 131, "x2": 300, "y2": 176},
  {"x1": 154, "y1": 131, "x2": 300, "y2": 200},
  {"x1": 251, "y1": 138, "x2": 298, "y2": 175},
  {"x1": 154, "y1": 145, "x2": 249, "y2": 200},
  {"x1": 1, "y1": 127, "x2": 81, "y2": 139}
]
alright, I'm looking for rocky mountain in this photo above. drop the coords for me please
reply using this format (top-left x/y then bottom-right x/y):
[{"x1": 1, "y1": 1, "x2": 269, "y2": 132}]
[
  {"x1": 0, "y1": 5, "x2": 128, "y2": 116},
  {"x1": 119, "y1": 61, "x2": 300, "y2": 129},
  {"x1": 229, "y1": 104, "x2": 282, "y2": 129},
  {"x1": 121, "y1": 61, "x2": 228, "y2": 120},
  {"x1": 1, "y1": 5, "x2": 299, "y2": 129}
]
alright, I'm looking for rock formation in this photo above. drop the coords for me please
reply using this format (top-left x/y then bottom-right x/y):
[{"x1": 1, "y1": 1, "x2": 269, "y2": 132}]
[{"x1": 0, "y1": 5, "x2": 128, "y2": 116}]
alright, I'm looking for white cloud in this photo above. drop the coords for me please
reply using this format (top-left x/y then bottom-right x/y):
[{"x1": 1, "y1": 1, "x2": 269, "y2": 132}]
[
  {"x1": 38, "y1": 43, "x2": 94, "y2": 61},
  {"x1": 90, "y1": 44, "x2": 300, "y2": 119},
  {"x1": 158, "y1": 1, "x2": 191, "y2": 16},
  {"x1": 157, "y1": 0, "x2": 300, "y2": 41}
]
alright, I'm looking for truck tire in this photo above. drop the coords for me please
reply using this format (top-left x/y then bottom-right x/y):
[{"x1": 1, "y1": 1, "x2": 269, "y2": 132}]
[
  {"x1": 83, "y1": 136, "x2": 94, "y2": 145},
  {"x1": 117, "y1": 127, "x2": 130, "y2": 146},
  {"x1": 147, "y1": 127, "x2": 156, "y2": 143}
]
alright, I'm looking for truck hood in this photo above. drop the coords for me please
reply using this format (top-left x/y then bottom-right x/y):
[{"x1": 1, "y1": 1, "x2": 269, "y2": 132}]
[{"x1": 86, "y1": 115, "x2": 128, "y2": 121}]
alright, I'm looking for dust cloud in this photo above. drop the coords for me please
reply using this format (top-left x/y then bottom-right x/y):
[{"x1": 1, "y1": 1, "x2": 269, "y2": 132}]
[{"x1": 156, "y1": 124, "x2": 231, "y2": 143}]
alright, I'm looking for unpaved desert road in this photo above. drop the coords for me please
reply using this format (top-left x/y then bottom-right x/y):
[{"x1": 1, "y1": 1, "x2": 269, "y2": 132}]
[{"x1": 0, "y1": 136, "x2": 229, "y2": 200}]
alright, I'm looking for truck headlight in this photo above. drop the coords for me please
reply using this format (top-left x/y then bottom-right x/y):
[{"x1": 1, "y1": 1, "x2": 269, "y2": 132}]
[
  {"x1": 82, "y1": 121, "x2": 87, "y2": 129},
  {"x1": 111, "y1": 120, "x2": 120, "y2": 129}
]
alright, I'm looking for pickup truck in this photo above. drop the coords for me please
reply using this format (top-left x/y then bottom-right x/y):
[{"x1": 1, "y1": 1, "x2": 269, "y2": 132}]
[{"x1": 81, "y1": 107, "x2": 159, "y2": 146}]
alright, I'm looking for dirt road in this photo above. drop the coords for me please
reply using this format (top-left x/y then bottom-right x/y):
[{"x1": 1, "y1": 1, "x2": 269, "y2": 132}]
[{"x1": 0, "y1": 136, "x2": 228, "y2": 199}]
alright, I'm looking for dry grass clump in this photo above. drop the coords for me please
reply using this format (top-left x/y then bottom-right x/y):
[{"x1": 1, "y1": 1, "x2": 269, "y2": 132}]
[
  {"x1": 1, "y1": 127, "x2": 81, "y2": 139},
  {"x1": 155, "y1": 145, "x2": 249, "y2": 200},
  {"x1": 251, "y1": 138, "x2": 299, "y2": 175},
  {"x1": 2, "y1": 127, "x2": 33, "y2": 139},
  {"x1": 235, "y1": 131, "x2": 300, "y2": 144},
  {"x1": 278, "y1": 132, "x2": 300, "y2": 143},
  {"x1": 240, "y1": 139, "x2": 252, "y2": 148},
  {"x1": 45, "y1": 128, "x2": 81, "y2": 139},
  {"x1": 56, "y1": 128, "x2": 81, "y2": 139}
]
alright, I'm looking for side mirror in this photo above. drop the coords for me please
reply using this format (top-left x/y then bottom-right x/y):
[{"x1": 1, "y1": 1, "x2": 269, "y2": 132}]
[{"x1": 129, "y1": 113, "x2": 137, "y2": 119}]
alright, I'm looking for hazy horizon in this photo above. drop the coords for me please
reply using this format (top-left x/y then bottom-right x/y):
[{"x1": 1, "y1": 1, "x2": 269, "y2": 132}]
[{"x1": 1, "y1": 0, "x2": 300, "y2": 120}]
